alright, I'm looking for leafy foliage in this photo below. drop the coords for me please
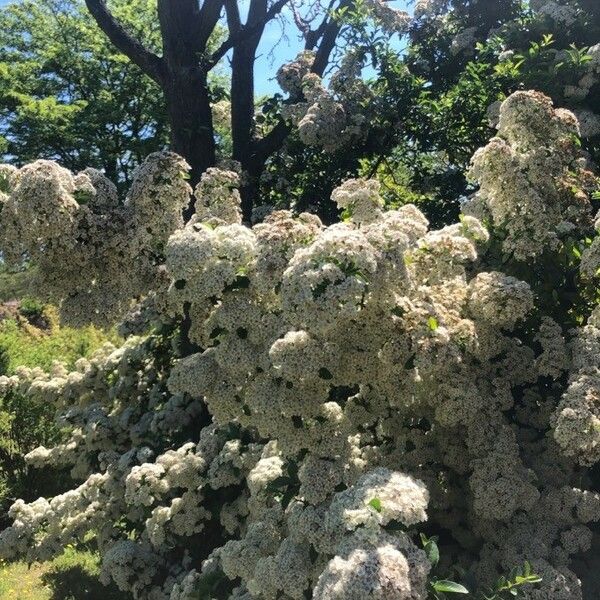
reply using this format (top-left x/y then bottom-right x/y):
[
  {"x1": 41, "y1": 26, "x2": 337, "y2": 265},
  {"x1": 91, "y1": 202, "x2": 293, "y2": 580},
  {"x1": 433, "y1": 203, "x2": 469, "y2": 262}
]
[
  {"x1": 0, "y1": 304, "x2": 119, "y2": 523},
  {"x1": 481, "y1": 562, "x2": 543, "y2": 600},
  {"x1": 0, "y1": 0, "x2": 168, "y2": 188}
]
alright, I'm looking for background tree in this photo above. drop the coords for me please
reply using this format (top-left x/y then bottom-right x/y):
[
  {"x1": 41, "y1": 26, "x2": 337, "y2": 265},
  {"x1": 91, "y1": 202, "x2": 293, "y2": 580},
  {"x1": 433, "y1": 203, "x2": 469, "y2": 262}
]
[
  {"x1": 356, "y1": 0, "x2": 600, "y2": 224},
  {"x1": 82, "y1": 0, "x2": 414, "y2": 219},
  {"x1": 0, "y1": 0, "x2": 176, "y2": 188}
]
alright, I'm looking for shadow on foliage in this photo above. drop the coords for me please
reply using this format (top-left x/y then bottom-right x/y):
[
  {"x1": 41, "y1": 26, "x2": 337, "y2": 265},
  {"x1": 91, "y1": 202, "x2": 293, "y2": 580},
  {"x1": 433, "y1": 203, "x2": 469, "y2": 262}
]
[
  {"x1": 0, "y1": 346, "x2": 9, "y2": 376},
  {"x1": 41, "y1": 565, "x2": 129, "y2": 600}
]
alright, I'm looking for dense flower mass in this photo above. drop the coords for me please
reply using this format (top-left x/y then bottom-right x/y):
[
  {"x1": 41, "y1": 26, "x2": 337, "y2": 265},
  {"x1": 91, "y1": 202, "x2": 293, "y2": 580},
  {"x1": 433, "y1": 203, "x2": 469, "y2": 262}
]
[
  {"x1": 467, "y1": 90, "x2": 594, "y2": 260},
  {"x1": 0, "y1": 151, "x2": 191, "y2": 327},
  {"x1": 278, "y1": 50, "x2": 372, "y2": 153},
  {"x1": 0, "y1": 90, "x2": 599, "y2": 599}
]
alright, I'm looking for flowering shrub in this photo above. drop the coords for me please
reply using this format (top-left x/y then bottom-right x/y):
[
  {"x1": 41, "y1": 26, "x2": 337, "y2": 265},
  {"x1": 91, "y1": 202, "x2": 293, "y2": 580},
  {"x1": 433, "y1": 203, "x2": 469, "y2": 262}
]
[
  {"x1": 0, "y1": 90, "x2": 598, "y2": 599},
  {"x1": 0, "y1": 152, "x2": 191, "y2": 327}
]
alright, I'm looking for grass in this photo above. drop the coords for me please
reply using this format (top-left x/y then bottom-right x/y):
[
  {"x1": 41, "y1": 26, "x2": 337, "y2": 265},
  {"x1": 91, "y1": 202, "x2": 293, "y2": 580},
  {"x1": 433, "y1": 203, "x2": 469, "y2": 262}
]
[
  {"x1": 0, "y1": 265, "x2": 127, "y2": 598},
  {"x1": 0, "y1": 306, "x2": 121, "y2": 374},
  {"x1": 0, "y1": 547, "x2": 129, "y2": 599},
  {"x1": 0, "y1": 270, "x2": 126, "y2": 598},
  {"x1": 0, "y1": 264, "x2": 121, "y2": 373},
  {"x1": 0, "y1": 560, "x2": 50, "y2": 599}
]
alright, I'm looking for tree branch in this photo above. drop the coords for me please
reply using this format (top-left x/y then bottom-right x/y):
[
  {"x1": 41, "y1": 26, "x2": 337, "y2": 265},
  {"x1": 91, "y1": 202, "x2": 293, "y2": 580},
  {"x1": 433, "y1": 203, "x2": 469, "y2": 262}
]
[
  {"x1": 290, "y1": 2, "x2": 311, "y2": 38},
  {"x1": 253, "y1": 120, "x2": 291, "y2": 164},
  {"x1": 310, "y1": 0, "x2": 349, "y2": 75},
  {"x1": 197, "y1": 0, "x2": 225, "y2": 50},
  {"x1": 84, "y1": 0, "x2": 164, "y2": 83},
  {"x1": 302, "y1": 0, "x2": 336, "y2": 49},
  {"x1": 224, "y1": 0, "x2": 242, "y2": 34},
  {"x1": 253, "y1": 0, "x2": 350, "y2": 162},
  {"x1": 208, "y1": 0, "x2": 290, "y2": 67}
]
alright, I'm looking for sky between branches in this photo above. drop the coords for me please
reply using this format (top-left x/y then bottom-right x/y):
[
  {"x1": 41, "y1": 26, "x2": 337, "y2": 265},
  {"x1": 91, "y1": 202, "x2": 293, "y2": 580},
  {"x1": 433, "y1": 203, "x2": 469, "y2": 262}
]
[{"x1": 0, "y1": 0, "x2": 412, "y2": 94}]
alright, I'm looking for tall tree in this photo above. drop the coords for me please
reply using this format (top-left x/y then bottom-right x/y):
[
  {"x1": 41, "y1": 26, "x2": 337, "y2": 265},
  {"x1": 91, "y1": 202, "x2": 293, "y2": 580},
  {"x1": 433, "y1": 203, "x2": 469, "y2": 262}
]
[
  {"x1": 83, "y1": 0, "x2": 358, "y2": 219},
  {"x1": 0, "y1": 0, "x2": 175, "y2": 187}
]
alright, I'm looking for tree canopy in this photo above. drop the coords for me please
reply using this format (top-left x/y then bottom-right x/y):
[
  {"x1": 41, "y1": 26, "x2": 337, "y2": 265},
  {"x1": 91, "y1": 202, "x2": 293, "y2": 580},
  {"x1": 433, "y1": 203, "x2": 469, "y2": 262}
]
[{"x1": 0, "y1": 0, "x2": 173, "y2": 187}]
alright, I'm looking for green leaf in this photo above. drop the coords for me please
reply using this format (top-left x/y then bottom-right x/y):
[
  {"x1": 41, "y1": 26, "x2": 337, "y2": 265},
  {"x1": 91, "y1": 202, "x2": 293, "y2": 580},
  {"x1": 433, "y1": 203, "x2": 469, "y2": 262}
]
[
  {"x1": 427, "y1": 316, "x2": 439, "y2": 331},
  {"x1": 73, "y1": 189, "x2": 94, "y2": 205},
  {"x1": 432, "y1": 580, "x2": 469, "y2": 594},
  {"x1": 0, "y1": 172, "x2": 11, "y2": 194},
  {"x1": 368, "y1": 497, "x2": 382, "y2": 512},
  {"x1": 420, "y1": 534, "x2": 440, "y2": 568}
]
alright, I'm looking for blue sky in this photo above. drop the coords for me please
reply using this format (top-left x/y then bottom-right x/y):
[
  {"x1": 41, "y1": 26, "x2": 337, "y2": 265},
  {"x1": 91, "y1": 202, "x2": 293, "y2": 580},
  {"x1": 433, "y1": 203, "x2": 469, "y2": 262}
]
[{"x1": 0, "y1": 0, "x2": 412, "y2": 94}]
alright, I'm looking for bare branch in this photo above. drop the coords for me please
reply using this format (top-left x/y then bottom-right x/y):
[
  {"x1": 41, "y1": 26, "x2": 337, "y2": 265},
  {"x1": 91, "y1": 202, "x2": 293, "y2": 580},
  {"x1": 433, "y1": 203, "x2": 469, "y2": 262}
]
[
  {"x1": 290, "y1": 2, "x2": 311, "y2": 37},
  {"x1": 84, "y1": 0, "x2": 164, "y2": 83}
]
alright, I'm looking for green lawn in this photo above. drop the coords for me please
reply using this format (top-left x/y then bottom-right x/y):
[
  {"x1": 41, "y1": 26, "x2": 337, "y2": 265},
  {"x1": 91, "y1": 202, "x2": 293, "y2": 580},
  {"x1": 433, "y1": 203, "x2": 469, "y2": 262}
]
[
  {"x1": 0, "y1": 270, "x2": 126, "y2": 599},
  {"x1": 0, "y1": 547, "x2": 129, "y2": 600},
  {"x1": 0, "y1": 316, "x2": 120, "y2": 374},
  {"x1": 0, "y1": 560, "x2": 50, "y2": 599}
]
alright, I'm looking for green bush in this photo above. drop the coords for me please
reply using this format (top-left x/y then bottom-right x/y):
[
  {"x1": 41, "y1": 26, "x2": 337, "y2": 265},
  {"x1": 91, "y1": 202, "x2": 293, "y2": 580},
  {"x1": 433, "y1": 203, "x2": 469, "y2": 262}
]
[
  {"x1": 0, "y1": 311, "x2": 120, "y2": 520},
  {"x1": 0, "y1": 265, "x2": 33, "y2": 303}
]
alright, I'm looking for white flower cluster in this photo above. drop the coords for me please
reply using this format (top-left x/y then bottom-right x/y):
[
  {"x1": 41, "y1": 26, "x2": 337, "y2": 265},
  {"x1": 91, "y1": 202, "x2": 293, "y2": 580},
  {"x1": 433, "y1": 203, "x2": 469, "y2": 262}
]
[
  {"x1": 413, "y1": 0, "x2": 447, "y2": 19},
  {"x1": 450, "y1": 26, "x2": 478, "y2": 55},
  {"x1": 276, "y1": 51, "x2": 316, "y2": 97},
  {"x1": 278, "y1": 51, "x2": 372, "y2": 152},
  {"x1": 193, "y1": 167, "x2": 242, "y2": 224},
  {"x1": 330, "y1": 178, "x2": 383, "y2": 224},
  {"x1": 574, "y1": 109, "x2": 600, "y2": 140},
  {"x1": 530, "y1": 0, "x2": 580, "y2": 26},
  {"x1": 551, "y1": 305, "x2": 600, "y2": 466},
  {"x1": 0, "y1": 152, "x2": 191, "y2": 326},
  {"x1": 212, "y1": 99, "x2": 232, "y2": 130},
  {"x1": 364, "y1": 0, "x2": 411, "y2": 34},
  {"x1": 313, "y1": 530, "x2": 430, "y2": 600},
  {"x1": 467, "y1": 91, "x2": 593, "y2": 260},
  {"x1": 1, "y1": 91, "x2": 600, "y2": 599}
]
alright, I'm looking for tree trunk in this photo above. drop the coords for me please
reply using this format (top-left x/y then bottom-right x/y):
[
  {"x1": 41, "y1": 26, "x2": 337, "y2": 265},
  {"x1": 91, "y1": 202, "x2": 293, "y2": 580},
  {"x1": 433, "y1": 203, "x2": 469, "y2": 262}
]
[
  {"x1": 164, "y1": 68, "x2": 216, "y2": 189},
  {"x1": 231, "y1": 46, "x2": 265, "y2": 223},
  {"x1": 156, "y1": 0, "x2": 216, "y2": 191},
  {"x1": 230, "y1": 0, "x2": 270, "y2": 222}
]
